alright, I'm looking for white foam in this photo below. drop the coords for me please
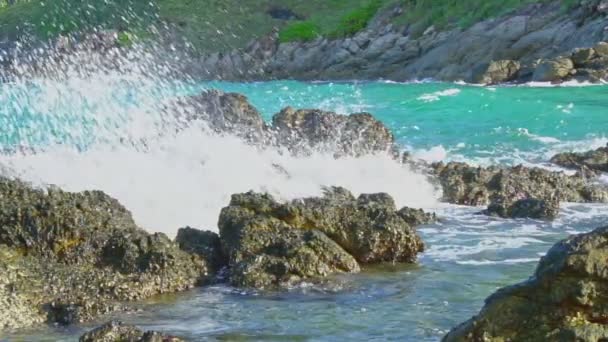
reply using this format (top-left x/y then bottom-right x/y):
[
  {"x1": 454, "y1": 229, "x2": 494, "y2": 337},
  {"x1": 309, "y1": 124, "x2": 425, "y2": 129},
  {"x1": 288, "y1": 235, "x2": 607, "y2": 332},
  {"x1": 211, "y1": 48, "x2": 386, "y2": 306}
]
[
  {"x1": 0, "y1": 47, "x2": 440, "y2": 237},
  {"x1": 417, "y1": 88, "x2": 461, "y2": 103}
]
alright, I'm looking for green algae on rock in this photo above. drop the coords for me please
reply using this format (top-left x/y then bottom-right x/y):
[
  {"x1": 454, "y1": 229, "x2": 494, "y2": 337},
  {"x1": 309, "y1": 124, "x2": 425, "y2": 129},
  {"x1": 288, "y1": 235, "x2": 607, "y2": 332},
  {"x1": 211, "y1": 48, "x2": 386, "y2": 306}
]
[
  {"x1": 218, "y1": 187, "x2": 428, "y2": 288},
  {"x1": 0, "y1": 177, "x2": 211, "y2": 330},
  {"x1": 551, "y1": 143, "x2": 608, "y2": 175},
  {"x1": 444, "y1": 225, "x2": 608, "y2": 341},
  {"x1": 80, "y1": 321, "x2": 186, "y2": 342}
]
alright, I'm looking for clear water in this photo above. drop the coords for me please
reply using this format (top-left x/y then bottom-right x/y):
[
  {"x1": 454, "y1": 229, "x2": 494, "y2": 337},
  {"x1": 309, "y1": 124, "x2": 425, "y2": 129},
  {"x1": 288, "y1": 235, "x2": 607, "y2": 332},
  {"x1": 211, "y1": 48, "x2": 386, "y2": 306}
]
[{"x1": 1, "y1": 78, "x2": 608, "y2": 341}]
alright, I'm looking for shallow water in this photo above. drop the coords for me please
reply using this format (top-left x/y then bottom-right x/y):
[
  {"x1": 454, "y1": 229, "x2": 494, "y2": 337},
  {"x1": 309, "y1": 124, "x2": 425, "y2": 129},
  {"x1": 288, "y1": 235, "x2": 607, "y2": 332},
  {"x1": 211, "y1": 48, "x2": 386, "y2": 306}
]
[{"x1": 1, "y1": 78, "x2": 608, "y2": 341}]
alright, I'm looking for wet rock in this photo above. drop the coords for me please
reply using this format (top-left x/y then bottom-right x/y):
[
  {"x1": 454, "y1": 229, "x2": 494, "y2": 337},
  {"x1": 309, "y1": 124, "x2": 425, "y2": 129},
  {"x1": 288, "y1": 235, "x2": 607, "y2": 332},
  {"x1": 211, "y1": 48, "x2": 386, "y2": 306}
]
[
  {"x1": 572, "y1": 47, "x2": 596, "y2": 66},
  {"x1": 0, "y1": 177, "x2": 209, "y2": 330},
  {"x1": 176, "y1": 227, "x2": 227, "y2": 274},
  {"x1": 433, "y1": 162, "x2": 608, "y2": 219},
  {"x1": 271, "y1": 107, "x2": 395, "y2": 157},
  {"x1": 532, "y1": 57, "x2": 575, "y2": 82},
  {"x1": 551, "y1": 144, "x2": 608, "y2": 174},
  {"x1": 218, "y1": 188, "x2": 427, "y2": 288},
  {"x1": 470, "y1": 60, "x2": 521, "y2": 84},
  {"x1": 80, "y1": 321, "x2": 185, "y2": 342},
  {"x1": 484, "y1": 197, "x2": 560, "y2": 219},
  {"x1": 444, "y1": 225, "x2": 608, "y2": 341},
  {"x1": 175, "y1": 90, "x2": 269, "y2": 144},
  {"x1": 595, "y1": 41, "x2": 608, "y2": 57}
]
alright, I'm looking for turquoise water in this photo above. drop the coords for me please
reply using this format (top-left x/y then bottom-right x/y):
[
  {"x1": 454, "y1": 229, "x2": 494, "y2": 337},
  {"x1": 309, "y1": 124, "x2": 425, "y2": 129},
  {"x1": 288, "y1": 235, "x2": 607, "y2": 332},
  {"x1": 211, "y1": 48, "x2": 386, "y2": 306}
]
[{"x1": 2, "y1": 80, "x2": 608, "y2": 341}]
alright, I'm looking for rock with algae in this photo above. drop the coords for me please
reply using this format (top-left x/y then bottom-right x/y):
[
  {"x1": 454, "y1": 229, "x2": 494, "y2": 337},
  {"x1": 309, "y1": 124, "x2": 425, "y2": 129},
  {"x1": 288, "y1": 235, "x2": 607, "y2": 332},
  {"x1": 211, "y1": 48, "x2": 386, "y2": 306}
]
[
  {"x1": 79, "y1": 321, "x2": 185, "y2": 342},
  {"x1": 218, "y1": 187, "x2": 428, "y2": 288},
  {"x1": 0, "y1": 177, "x2": 210, "y2": 330},
  {"x1": 444, "y1": 225, "x2": 608, "y2": 341}
]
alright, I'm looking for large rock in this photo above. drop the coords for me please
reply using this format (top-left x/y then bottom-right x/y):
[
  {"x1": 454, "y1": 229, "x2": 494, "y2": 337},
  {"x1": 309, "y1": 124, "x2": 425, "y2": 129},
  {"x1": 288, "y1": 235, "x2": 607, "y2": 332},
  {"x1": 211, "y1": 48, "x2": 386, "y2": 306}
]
[
  {"x1": 271, "y1": 107, "x2": 395, "y2": 157},
  {"x1": 444, "y1": 226, "x2": 608, "y2": 341},
  {"x1": 176, "y1": 227, "x2": 227, "y2": 274},
  {"x1": 470, "y1": 60, "x2": 521, "y2": 84},
  {"x1": 0, "y1": 177, "x2": 210, "y2": 330},
  {"x1": 551, "y1": 144, "x2": 608, "y2": 174},
  {"x1": 80, "y1": 321, "x2": 185, "y2": 342},
  {"x1": 433, "y1": 162, "x2": 608, "y2": 219},
  {"x1": 218, "y1": 188, "x2": 427, "y2": 288},
  {"x1": 532, "y1": 57, "x2": 575, "y2": 82}
]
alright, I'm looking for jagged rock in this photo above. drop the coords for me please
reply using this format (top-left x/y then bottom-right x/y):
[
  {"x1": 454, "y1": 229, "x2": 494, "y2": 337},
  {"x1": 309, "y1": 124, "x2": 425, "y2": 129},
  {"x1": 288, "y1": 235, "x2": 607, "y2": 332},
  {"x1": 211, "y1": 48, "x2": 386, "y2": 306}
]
[
  {"x1": 177, "y1": 90, "x2": 397, "y2": 158},
  {"x1": 80, "y1": 321, "x2": 185, "y2": 342},
  {"x1": 218, "y1": 188, "x2": 427, "y2": 288},
  {"x1": 551, "y1": 144, "x2": 608, "y2": 174},
  {"x1": 484, "y1": 197, "x2": 560, "y2": 219},
  {"x1": 397, "y1": 207, "x2": 437, "y2": 226},
  {"x1": 271, "y1": 107, "x2": 395, "y2": 157},
  {"x1": 532, "y1": 57, "x2": 575, "y2": 82},
  {"x1": 176, "y1": 227, "x2": 226, "y2": 274},
  {"x1": 175, "y1": 90, "x2": 268, "y2": 144},
  {"x1": 433, "y1": 162, "x2": 608, "y2": 219},
  {"x1": 0, "y1": 177, "x2": 210, "y2": 330},
  {"x1": 470, "y1": 60, "x2": 521, "y2": 84},
  {"x1": 444, "y1": 226, "x2": 608, "y2": 341}
]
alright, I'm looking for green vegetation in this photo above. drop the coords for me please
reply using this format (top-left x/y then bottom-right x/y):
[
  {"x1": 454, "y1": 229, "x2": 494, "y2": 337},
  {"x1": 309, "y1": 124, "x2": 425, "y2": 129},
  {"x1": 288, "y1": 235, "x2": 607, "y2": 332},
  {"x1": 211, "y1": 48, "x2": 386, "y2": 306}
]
[{"x1": 0, "y1": 0, "x2": 585, "y2": 51}]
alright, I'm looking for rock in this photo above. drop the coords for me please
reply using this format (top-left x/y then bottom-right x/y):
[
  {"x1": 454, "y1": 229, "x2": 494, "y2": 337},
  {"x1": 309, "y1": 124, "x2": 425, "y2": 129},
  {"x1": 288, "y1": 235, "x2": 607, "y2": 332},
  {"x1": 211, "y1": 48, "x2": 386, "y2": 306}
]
[
  {"x1": 594, "y1": 41, "x2": 608, "y2": 57},
  {"x1": 271, "y1": 107, "x2": 395, "y2": 157},
  {"x1": 218, "y1": 188, "x2": 427, "y2": 288},
  {"x1": 80, "y1": 321, "x2": 185, "y2": 342},
  {"x1": 484, "y1": 197, "x2": 560, "y2": 219},
  {"x1": 176, "y1": 227, "x2": 227, "y2": 274},
  {"x1": 397, "y1": 207, "x2": 437, "y2": 226},
  {"x1": 470, "y1": 60, "x2": 521, "y2": 84},
  {"x1": 551, "y1": 144, "x2": 608, "y2": 173},
  {"x1": 444, "y1": 226, "x2": 608, "y2": 341},
  {"x1": 175, "y1": 90, "x2": 269, "y2": 144},
  {"x1": 432, "y1": 162, "x2": 608, "y2": 219},
  {"x1": 0, "y1": 177, "x2": 210, "y2": 330},
  {"x1": 571, "y1": 47, "x2": 596, "y2": 66},
  {"x1": 532, "y1": 57, "x2": 575, "y2": 82}
]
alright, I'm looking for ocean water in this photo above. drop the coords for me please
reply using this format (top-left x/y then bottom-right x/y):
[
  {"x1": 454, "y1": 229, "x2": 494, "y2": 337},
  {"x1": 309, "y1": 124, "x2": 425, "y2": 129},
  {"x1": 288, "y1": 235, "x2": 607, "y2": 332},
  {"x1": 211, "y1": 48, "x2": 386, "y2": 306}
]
[{"x1": 1, "y1": 58, "x2": 608, "y2": 341}]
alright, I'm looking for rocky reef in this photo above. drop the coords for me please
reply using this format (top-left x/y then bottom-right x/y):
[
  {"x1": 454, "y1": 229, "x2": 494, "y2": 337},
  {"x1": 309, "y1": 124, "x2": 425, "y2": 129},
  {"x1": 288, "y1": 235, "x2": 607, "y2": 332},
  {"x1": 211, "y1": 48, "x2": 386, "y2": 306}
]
[
  {"x1": 217, "y1": 187, "x2": 429, "y2": 288},
  {"x1": 444, "y1": 225, "x2": 608, "y2": 341},
  {"x1": 0, "y1": 177, "x2": 210, "y2": 330},
  {"x1": 433, "y1": 162, "x2": 608, "y2": 219},
  {"x1": 551, "y1": 144, "x2": 608, "y2": 175},
  {"x1": 175, "y1": 90, "x2": 395, "y2": 157},
  {"x1": 80, "y1": 321, "x2": 185, "y2": 342}
]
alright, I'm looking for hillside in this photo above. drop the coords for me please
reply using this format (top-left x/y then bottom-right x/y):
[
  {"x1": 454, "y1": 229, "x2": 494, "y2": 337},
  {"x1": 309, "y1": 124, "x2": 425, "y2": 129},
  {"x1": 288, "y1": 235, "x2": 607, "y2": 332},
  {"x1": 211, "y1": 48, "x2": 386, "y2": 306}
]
[{"x1": 0, "y1": 0, "x2": 581, "y2": 53}]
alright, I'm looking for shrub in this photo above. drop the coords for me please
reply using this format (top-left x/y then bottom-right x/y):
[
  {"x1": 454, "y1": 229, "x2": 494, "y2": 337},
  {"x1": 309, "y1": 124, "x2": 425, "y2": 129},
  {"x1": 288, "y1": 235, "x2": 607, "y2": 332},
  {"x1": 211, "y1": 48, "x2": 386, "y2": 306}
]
[{"x1": 279, "y1": 21, "x2": 320, "y2": 43}]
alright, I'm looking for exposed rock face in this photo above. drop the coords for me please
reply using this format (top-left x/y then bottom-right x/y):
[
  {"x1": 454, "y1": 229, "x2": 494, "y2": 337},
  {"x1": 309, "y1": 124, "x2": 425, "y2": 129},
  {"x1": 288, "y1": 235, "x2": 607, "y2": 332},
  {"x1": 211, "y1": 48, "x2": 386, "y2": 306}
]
[
  {"x1": 551, "y1": 144, "x2": 608, "y2": 174},
  {"x1": 0, "y1": 177, "x2": 209, "y2": 330},
  {"x1": 272, "y1": 107, "x2": 395, "y2": 157},
  {"x1": 192, "y1": 2, "x2": 608, "y2": 84},
  {"x1": 471, "y1": 60, "x2": 521, "y2": 84},
  {"x1": 80, "y1": 321, "x2": 185, "y2": 342},
  {"x1": 176, "y1": 90, "x2": 396, "y2": 157},
  {"x1": 444, "y1": 226, "x2": 608, "y2": 341},
  {"x1": 176, "y1": 227, "x2": 226, "y2": 274},
  {"x1": 218, "y1": 188, "x2": 427, "y2": 288},
  {"x1": 433, "y1": 162, "x2": 608, "y2": 219}
]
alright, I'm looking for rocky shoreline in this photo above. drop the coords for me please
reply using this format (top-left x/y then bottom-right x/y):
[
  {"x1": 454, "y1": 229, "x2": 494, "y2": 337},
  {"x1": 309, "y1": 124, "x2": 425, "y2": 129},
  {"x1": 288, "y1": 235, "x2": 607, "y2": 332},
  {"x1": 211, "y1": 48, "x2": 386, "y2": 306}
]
[
  {"x1": 2, "y1": 89, "x2": 608, "y2": 340},
  {"x1": 190, "y1": 1, "x2": 608, "y2": 84}
]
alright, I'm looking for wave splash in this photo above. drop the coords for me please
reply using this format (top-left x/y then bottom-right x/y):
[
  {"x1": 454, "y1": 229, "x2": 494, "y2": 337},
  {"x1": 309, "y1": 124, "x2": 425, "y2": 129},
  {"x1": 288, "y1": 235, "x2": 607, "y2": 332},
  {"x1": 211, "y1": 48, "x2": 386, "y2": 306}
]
[{"x1": 0, "y1": 44, "x2": 439, "y2": 236}]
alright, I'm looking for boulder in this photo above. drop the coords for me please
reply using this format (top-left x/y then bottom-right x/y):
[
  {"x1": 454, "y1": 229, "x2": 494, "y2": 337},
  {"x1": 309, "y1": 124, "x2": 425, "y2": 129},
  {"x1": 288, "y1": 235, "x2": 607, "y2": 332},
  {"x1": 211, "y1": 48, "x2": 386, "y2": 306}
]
[
  {"x1": 218, "y1": 188, "x2": 428, "y2": 288},
  {"x1": 484, "y1": 197, "x2": 560, "y2": 219},
  {"x1": 80, "y1": 321, "x2": 185, "y2": 342},
  {"x1": 551, "y1": 144, "x2": 608, "y2": 174},
  {"x1": 271, "y1": 107, "x2": 395, "y2": 157},
  {"x1": 0, "y1": 177, "x2": 210, "y2": 330},
  {"x1": 532, "y1": 57, "x2": 575, "y2": 82},
  {"x1": 433, "y1": 162, "x2": 608, "y2": 219},
  {"x1": 470, "y1": 60, "x2": 521, "y2": 84},
  {"x1": 594, "y1": 41, "x2": 608, "y2": 57},
  {"x1": 571, "y1": 47, "x2": 596, "y2": 66},
  {"x1": 444, "y1": 226, "x2": 608, "y2": 341}
]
